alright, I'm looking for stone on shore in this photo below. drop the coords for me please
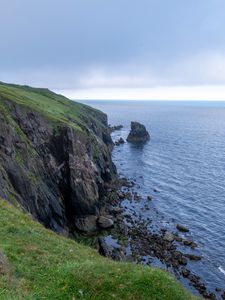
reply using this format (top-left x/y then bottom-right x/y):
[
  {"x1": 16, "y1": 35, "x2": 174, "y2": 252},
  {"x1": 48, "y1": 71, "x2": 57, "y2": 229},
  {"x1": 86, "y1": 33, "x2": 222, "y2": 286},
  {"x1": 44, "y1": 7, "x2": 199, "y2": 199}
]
[
  {"x1": 115, "y1": 137, "x2": 125, "y2": 146},
  {"x1": 185, "y1": 254, "x2": 202, "y2": 261},
  {"x1": 109, "y1": 124, "x2": 123, "y2": 132},
  {"x1": 98, "y1": 216, "x2": 114, "y2": 229},
  {"x1": 163, "y1": 232, "x2": 175, "y2": 242},
  {"x1": 75, "y1": 216, "x2": 98, "y2": 233},
  {"x1": 176, "y1": 224, "x2": 189, "y2": 232}
]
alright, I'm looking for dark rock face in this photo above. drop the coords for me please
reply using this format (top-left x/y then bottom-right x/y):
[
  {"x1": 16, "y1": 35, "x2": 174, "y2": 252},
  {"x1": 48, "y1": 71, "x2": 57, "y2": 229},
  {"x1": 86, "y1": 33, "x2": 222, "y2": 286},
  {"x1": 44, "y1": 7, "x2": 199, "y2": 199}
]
[
  {"x1": 126, "y1": 122, "x2": 150, "y2": 143},
  {"x1": 0, "y1": 98, "x2": 116, "y2": 234}
]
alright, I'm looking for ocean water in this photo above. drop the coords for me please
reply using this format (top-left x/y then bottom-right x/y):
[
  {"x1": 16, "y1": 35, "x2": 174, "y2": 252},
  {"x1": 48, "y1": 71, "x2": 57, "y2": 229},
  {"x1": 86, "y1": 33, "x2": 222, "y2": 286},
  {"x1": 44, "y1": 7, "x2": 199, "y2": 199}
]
[{"x1": 81, "y1": 100, "x2": 225, "y2": 293}]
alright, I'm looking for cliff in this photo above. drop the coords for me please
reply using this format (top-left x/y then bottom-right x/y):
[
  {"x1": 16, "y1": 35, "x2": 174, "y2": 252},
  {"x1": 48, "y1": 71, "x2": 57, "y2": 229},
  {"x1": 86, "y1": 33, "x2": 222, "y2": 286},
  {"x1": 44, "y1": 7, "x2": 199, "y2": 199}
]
[{"x1": 0, "y1": 82, "x2": 116, "y2": 234}]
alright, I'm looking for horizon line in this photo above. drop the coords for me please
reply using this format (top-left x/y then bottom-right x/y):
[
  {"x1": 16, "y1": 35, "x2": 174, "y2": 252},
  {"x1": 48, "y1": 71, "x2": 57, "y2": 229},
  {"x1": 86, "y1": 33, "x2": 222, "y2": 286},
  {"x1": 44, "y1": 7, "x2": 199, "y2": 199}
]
[{"x1": 55, "y1": 85, "x2": 225, "y2": 101}]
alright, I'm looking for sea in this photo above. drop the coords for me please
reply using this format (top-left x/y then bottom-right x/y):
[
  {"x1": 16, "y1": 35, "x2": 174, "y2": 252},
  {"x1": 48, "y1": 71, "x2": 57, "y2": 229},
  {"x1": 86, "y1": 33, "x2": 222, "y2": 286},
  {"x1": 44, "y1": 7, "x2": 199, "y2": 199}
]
[{"x1": 80, "y1": 100, "x2": 225, "y2": 295}]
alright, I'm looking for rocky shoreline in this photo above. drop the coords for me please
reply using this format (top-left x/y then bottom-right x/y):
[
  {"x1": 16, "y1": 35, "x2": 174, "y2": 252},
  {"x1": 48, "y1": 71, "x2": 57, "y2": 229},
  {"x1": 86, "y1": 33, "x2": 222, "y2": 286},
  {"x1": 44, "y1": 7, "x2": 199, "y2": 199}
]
[
  {"x1": 95, "y1": 176, "x2": 224, "y2": 300},
  {"x1": 87, "y1": 124, "x2": 225, "y2": 300}
]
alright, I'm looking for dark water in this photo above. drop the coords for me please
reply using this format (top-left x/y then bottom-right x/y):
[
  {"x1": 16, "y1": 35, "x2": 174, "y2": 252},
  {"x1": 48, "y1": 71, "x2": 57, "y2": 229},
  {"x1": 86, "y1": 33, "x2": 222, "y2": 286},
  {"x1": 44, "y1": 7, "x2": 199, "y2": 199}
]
[{"x1": 81, "y1": 100, "x2": 225, "y2": 293}]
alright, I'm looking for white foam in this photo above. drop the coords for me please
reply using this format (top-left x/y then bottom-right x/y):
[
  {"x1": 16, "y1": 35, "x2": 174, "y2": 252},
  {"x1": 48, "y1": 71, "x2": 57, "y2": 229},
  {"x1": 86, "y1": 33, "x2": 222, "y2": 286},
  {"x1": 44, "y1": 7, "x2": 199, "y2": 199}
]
[{"x1": 218, "y1": 266, "x2": 225, "y2": 275}]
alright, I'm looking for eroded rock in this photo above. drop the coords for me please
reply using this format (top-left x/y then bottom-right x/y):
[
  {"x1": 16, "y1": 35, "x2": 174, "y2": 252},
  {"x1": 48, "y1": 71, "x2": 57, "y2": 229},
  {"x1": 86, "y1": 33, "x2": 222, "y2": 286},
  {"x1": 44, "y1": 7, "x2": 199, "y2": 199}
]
[{"x1": 127, "y1": 122, "x2": 150, "y2": 143}]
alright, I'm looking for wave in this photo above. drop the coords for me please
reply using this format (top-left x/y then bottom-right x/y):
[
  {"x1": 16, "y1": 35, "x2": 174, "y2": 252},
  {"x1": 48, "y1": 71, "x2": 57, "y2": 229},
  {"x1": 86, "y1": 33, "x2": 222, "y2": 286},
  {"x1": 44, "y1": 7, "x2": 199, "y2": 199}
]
[{"x1": 218, "y1": 266, "x2": 225, "y2": 276}]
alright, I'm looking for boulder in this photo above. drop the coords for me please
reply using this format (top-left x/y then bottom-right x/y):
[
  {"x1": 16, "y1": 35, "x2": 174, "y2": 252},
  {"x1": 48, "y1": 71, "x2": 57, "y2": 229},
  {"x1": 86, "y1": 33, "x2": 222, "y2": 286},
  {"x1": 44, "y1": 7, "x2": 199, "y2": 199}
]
[
  {"x1": 117, "y1": 191, "x2": 125, "y2": 199},
  {"x1": 185, "y1": 254, "x2": 201, "y2": 261},
  {"x1": 98, "y1": 216, "x2": 114, "y2": 229},
  {"x1": 163, "y1": 232, "x2": 175, "y2": 242},
  {"x1": 176, "y1": 224, "x2": 189, "y2": 232},
  {"x1": 109, "y1": 125, "x2": 123, "y2": 132},
  {"x1": 182, "y1": 268, "x2": 190, "y2": 278},
  {"x1": 98, "y1": 237, "x2": 113, "y2": 257},
  {"x1": 126, "y1": 122, "x2": 150, "y2": 143},
  {"x1": 183, "y1": 239, "x2": 193, "y2": 246},
  {"x1": 75, "y1": 216, "x2": 98, "y2": 233},
  {"x1": 115, "y1": 138, "x2": 125, "y2": 146}
]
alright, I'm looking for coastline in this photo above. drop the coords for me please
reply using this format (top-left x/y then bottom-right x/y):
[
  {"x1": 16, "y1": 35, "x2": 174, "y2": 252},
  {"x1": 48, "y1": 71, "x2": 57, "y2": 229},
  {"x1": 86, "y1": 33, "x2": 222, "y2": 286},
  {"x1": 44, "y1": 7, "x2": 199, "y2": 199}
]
[
  {"x1": 0, "y1": 83, "x2": 223, "y2": 299},
  {"x1": 94, "y1": 125, "x2": 225, "y2": 300}
]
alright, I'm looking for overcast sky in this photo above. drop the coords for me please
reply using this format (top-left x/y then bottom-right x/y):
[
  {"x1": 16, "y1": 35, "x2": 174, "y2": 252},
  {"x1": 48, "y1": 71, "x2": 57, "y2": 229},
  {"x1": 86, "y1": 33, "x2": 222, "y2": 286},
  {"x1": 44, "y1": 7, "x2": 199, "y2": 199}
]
[{"x1": 1, "y1": 0, "x2": 225, "y2": 100}]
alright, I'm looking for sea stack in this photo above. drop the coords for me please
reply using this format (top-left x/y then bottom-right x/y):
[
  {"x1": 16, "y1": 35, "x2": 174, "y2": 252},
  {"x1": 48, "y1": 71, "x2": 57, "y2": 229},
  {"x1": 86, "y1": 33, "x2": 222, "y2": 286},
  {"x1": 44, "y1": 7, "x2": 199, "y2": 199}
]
[{"x1": 127, "y1": 121, "x2": 150, "y2": 143}]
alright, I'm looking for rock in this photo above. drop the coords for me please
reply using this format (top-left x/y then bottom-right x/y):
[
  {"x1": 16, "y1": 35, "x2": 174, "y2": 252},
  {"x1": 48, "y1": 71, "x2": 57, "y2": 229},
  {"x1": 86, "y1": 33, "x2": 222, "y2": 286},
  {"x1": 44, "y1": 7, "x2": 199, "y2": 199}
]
[
  {"x1": 179, "y1": 256, "x2": 188, "y2": 266},
  {"x1": 191, "y1": 242, "x2": 198, "y2": 249},
  {"x1": 176, "y1": 224, "x2": 189, "y2": 232},
  {"x1": 98, "y1": 237, "x2": 113, "y2": 257},
  {"x1": 174, "y1": 235, "x2": 183, "y2": 242},
  {"x1": 163, "y1": 232, "x2": 175, "y2": 242},
  {"x1": 75, "y1": 216, "x2": 98, "y2": 233},
  {"x1": 98, "y1": 216, "x2": 114, "y2": 229},
  {"x1": 183, "y1": 239, "x2": 197, "y2": 248},
  {"x1": 115, "y1": 138, "x2": 125, "y2": 146},
  {"x1": 182, "y1": 268, "x2": 190, "y2": 278},
  {"x1": 185, "y1": 254, "x2": 201, "y2": 261},
  {"x1": 109, "y1": 124, "x2": 123, "y2": 132},
  {"x1": 221, "y1": 291, "x2": 225, "y2": 300},
  {"x1": 126, "y1": 122, "x2": 150, "y2": 143},
  {"x1": 111, "y1": 207, "x2": 123, "y2": 214},
  {"x1": 183, "y1": 239, "x2": 193, "y2": 246},
  {"x1": 147, "y1": 195, "x2": 153, "y2": 201},
  {"x1": 117, "y1": 191, "x2": 125, "y2": 199}
]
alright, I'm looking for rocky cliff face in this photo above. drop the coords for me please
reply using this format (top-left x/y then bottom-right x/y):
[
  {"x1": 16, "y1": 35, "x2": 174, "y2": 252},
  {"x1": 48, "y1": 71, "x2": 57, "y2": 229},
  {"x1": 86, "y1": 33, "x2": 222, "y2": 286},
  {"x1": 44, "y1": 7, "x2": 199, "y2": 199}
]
[{"x1": 0, "y1": 82, "x2": 116, "y2": 234}]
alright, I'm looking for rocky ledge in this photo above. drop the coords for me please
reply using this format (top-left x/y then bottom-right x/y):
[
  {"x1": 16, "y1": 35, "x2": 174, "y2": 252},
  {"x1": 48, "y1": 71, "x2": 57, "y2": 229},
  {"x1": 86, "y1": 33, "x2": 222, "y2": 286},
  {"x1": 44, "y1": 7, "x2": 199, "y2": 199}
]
[{"x1": 127, "y1": 121, "x2": 150, "y2": 143}]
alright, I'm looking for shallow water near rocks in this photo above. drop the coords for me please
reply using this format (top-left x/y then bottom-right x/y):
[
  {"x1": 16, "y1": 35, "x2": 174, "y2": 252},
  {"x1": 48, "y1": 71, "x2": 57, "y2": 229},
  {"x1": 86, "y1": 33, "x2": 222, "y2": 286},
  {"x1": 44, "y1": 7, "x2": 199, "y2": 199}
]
[{"x1": 80, "y1": 100, "x2": 225, "y2": 296}]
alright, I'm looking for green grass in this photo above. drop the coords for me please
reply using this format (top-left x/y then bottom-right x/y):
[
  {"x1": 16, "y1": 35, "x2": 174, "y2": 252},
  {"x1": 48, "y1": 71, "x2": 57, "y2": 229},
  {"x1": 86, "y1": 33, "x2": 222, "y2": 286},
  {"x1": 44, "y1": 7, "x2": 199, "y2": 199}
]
[
  {"x1": 0, "y1": 81, "x2": 107, "y2": 133},
  {"x1": 0, "y1": 199, "x2": 199, "y2": 300}
]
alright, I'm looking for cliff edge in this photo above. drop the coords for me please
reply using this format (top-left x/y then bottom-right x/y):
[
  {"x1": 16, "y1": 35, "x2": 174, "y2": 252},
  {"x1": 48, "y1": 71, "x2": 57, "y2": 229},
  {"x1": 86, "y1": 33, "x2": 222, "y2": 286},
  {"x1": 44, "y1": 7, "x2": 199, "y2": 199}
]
[{"x1": 0, "y1": 82, "x2": 116, "y2": 234}]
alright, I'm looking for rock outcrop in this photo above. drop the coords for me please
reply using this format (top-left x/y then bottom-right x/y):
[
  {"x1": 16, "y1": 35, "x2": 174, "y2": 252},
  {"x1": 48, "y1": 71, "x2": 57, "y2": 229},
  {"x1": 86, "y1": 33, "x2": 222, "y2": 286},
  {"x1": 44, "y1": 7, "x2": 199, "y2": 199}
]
[
  {"x1": 109, "y1": 124, "x2": 123, "y2": 133},
  {"x1": 0, "y1": 82, "x2": 117, "y2": 234},
  {"x1": 115, "y1": 137, "x2": 125, "y2": 146},
  {"x1": 127, "y1": 121, "x2": 150, "y2": 143}
]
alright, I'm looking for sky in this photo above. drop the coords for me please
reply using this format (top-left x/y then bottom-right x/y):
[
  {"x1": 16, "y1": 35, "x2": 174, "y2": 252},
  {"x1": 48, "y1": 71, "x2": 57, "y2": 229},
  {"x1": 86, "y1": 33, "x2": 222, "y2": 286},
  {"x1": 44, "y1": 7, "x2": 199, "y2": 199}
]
[{"x1": 1, "y1": 0, "x2": 225, "y2": 100}]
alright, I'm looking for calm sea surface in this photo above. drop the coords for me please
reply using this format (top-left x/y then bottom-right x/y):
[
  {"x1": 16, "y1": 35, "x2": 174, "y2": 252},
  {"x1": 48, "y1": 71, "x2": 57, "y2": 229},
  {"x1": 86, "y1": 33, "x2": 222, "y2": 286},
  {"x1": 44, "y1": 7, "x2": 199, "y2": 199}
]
[{"x1": 80, "y1": 100, "x2": 225, "y2": 293}]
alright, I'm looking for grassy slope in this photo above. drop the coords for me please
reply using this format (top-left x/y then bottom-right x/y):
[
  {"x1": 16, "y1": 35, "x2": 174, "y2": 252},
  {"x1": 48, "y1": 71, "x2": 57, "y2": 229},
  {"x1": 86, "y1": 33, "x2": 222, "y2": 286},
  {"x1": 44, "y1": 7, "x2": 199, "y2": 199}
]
[
  {"x1": 0, "y1": 200, "x2": 199, "y2": 300},
  {"x1": 0, "y1": 82, "x2": 105, "y2": 132}
]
